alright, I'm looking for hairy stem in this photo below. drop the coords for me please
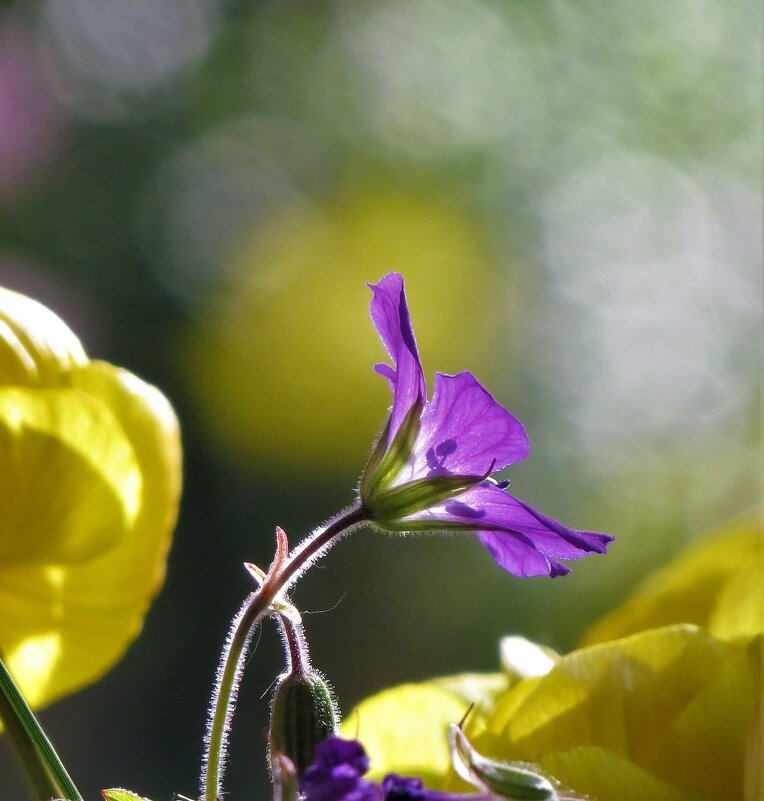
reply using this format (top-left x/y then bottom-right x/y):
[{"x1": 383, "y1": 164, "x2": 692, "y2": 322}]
[
  {"x1": 201, "y1": 504, "x2": 367, "y2": 801},
  {"x1": 278, "y1": 612, "x2": 310, "y2": 675}
]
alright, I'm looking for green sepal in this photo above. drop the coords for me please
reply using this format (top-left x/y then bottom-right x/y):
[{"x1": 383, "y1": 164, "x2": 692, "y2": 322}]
[
  {"x1": 360, "y1": 399, "x2": 423, "y2": 500},
  {"x1": 359, "y1": 418, "x2": 392, "y2": 497},
  {"x1": 369, "y1": 464, "x2": 493, "y2": 525},
  {"x1": 449, "y1": 725, "x2": 559, "y2": 801},
  {"x1": 101, "y1": 790, "x2": 154, "y2": 801},
  {"x1": 270, "y1": 671, "x2": 339, "y2": 776}
]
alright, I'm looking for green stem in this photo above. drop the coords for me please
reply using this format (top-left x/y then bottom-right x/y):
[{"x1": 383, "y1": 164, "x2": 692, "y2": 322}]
[
  {"x1": 0, "y1": 675, "x2": 58, "y2": 800},
  {"x1": 0, "y1": 655, "x2": 84, "y2": 801},
  {"x1": 202, "y1": 505, "x2": 367, "y2": 801}
]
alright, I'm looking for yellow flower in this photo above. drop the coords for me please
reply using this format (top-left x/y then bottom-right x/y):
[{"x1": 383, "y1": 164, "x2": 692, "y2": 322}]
[
  {"x1": 344, "y1": 629, "x2": 760, "y2": 801},
  {"x1": 462, "y1": 626, "x2": 760, "y2": 801},
  {"x1": 0, "y1": 286, "x2": 181, "y2": 710},
  {"x1": 584, "y1": 516, "x2": 763, "y2": 646},
  {"x1": 340, "y1": 674, "x2": 508, "y2": 786},
  {"x1": 342, "y1": 521, "x2": 763, "y2": 801},
  {"x1": 340, "y1": 638, "x2": 550, "y2": 786}
]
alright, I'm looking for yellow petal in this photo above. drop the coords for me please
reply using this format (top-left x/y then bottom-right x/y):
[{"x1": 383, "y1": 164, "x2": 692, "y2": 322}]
[
  {"x1": 745, "y1": 698, "x2": 763, "y2": 801},
  {"x1": 499, "y1": 636, "x2": 557, "y2": 682},
  {"x1": 539, "y1": 747, "x2": 704, "y2": 801},
  {"x1": 341, "y1": 682, "x2": 473, "y2": 787},
  {"x1": 472, "y1": 626, "x2": 758, "y2": 801},
  {"x1": 652, "y1": 636, "x2": 761, "y2": 799},
  {"x1": 0, "y1": 361, "x2": 181, "y2": 708},
  {"x1": 584, "y1": 517, "x2": 763, "y2": 646},
  {"x1": 0, "y1": 287, "x2": 87, "y2": 387},
  {"x1": 710, "y1": 553, "x2": 764, "y2": 641},
  {"x1": 69, "y1": 361, "x2": 181, "y2": 603},
  {"x1": 433, "y1": 671, "x2": 509, "y2": 710},
  {"x1": 0, "y1": 387, "x2": 141, "y2": 564}
]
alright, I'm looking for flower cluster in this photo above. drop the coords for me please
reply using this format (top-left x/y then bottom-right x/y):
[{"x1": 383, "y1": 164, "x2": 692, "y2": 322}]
[{"x1": 301, "y1": 737, "x2": 475, "y2": 801}]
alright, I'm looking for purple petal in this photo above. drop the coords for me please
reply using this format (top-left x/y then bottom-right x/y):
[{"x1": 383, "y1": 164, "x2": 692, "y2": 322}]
[
  {"x1": 302, "y1": 738, "x2": 380, "y2": 801},
  {"x1": 403, "y1": 372, "x2": 529, "y2": 481},
  {"x1": 381, "y1": 775, "x2": 480, "y2": 801},
  {"x1": 478, "y1": 528, "x2": 570, "y2": 577},
  {"x1": 407, "y1": 484, "x2": 613, "y2": 578},
  {"x1": 368, "y1": 273, "x2": 426, "y2": 445},
  {"x1": 382, "y1": 775, "x2": 427, "y2": 801},
  {"x1": 310, "y1": 737, "x2": 370, "y2": 775}
]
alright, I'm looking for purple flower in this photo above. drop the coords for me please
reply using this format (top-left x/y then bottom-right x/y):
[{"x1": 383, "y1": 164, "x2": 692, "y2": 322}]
[
  {"x1": 301, "y1": 738, "x2": 480, "y2": 801},
  {"x1": 359, "y1": 273, "x2": 613, "y2": 578},
  {"x1": 301, "y1": 737, "x2": 379, "y2": 801}
]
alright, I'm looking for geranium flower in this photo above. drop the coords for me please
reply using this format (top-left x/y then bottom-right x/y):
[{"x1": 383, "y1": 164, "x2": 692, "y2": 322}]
[
  {"x1": 0, "y1": 286, "x2": 181, "y2": 710},
  {"x1": 359, "y1": 273, "x2": 612, "y2": 578}
]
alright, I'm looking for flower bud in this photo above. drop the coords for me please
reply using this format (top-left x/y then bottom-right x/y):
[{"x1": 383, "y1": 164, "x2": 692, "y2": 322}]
[
  {"x1": 449, "y1": 725, "x2": 560, "y2": 801},
  {"x1": 270, "y1": 671, "x2": 339, "y2": 776}
]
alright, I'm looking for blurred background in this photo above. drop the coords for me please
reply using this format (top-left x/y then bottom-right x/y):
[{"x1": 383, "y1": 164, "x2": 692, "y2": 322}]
[{"x1": 0, "y1": 0, "x2": 761, "y2": 797}]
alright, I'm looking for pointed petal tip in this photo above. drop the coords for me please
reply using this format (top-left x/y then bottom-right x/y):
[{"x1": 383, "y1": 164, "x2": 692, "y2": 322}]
[
  {"x1": 367, "y1": 272, "x2": 404, "y2": 296},
  {"x1": 374, "y1": 362, "x2": 396, "y2": 381},
  {"x1": 549, "y1": 560, "x2": 571, "y2": 577},
  {"x1": 369, "y1": 271, "x2": 404, "y2": 286},
  {"x1": 583, "y1": 531, "x2": 615, "y2": 554}
]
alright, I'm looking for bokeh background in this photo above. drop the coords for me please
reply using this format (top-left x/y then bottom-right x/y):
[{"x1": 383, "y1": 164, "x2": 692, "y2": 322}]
[{"x1": 0, "y1": 0, "x2": 761, "y2": 798}]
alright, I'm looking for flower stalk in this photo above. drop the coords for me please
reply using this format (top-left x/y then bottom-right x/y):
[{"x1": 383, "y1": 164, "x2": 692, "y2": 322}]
[
  {"x1": 0, "y1": 653, "x2": 84, "y2": 801},
  {"x1": 202, "y1": 505, "x2": 367, "y2": 801},
  {"x1": 270, "y1": 603, "x2": 339, "y2": 777}
]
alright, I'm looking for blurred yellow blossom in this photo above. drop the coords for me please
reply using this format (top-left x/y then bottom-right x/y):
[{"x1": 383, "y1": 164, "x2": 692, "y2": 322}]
[
  {"x1": 461, "y1": 626, "x2": 760, "y2": 801},
  {"x1": 341, "y1": 638, "x2": 554, "y2": 787},
  {"x1": 345, "y1": 628, "x2": 760, "y2": 801},
  {"x1": 184, "y1": 181, "x2": 504, "y2": 471},
  {"x1": 0, "y1": 286, "x2": 181, "y2": 709},
  {"x1": 584, "y1": 516, "x2": 763, "y2": 645},
  {"x1": 341, "y1": 673, "x2": 509, "y2": 787},
  {"x1": 342, "y1": 520, "x2": 763, "y2": 801}
]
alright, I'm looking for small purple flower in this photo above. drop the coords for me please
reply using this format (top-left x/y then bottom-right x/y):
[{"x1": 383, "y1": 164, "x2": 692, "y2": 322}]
[
  {"x1": 301, "y1": 737, "x2": 379, "y2": 801},
  {"x1": 301, "y1": 738, "x2": 481, "y2": 801},
  {"x1": 359, "y1": 273, "x2": 613, "y2": 578}
]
